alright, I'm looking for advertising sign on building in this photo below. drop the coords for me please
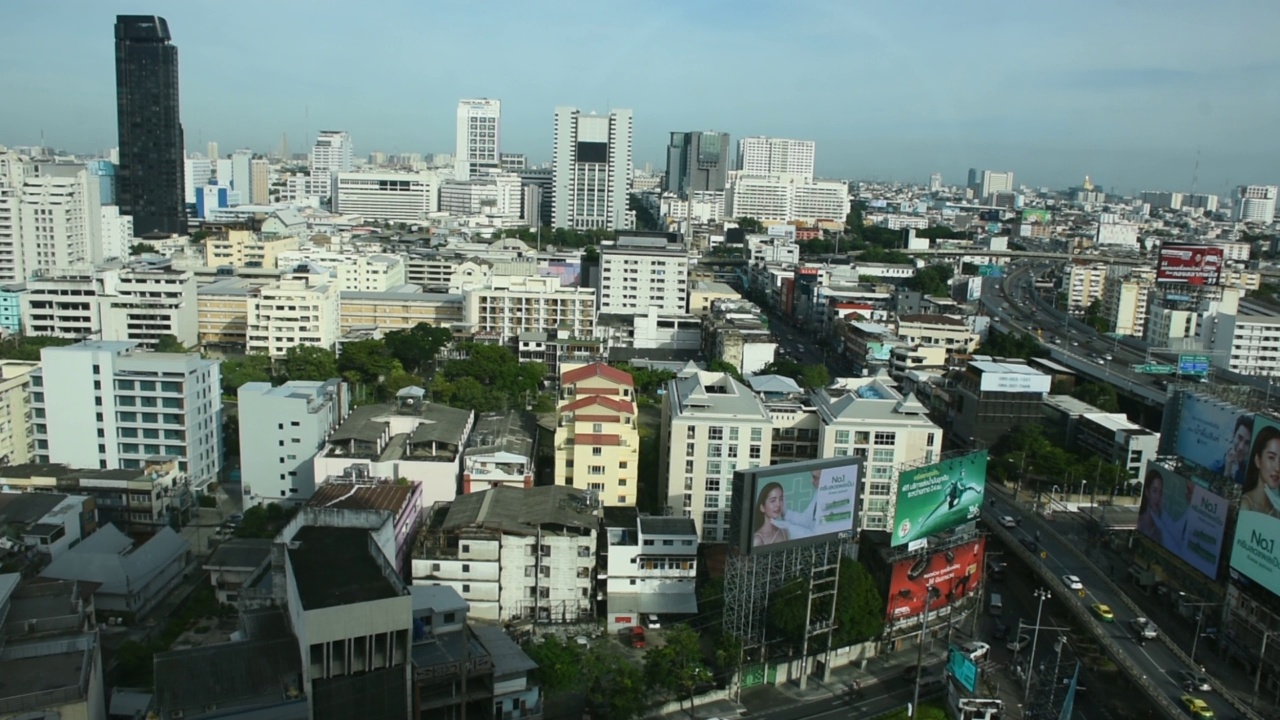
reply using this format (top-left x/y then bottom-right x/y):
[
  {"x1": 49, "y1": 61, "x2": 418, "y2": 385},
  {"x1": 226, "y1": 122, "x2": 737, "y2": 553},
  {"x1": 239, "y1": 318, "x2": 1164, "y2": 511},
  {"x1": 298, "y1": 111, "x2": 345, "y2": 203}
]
[
  {"x1": 1230, "y1": 415, "x2": 1280, "y2": 598},
  {"x1": 1174, "y1": 394, "x2": 1253, "y2": 484},
  {"x1": 892, "y1": 452, "x2": 988, "y2": 547},
  {"x1": 731, "y1": 458, "x2": 863, "y2": 555},
  {"x1": 886, "y1": 537, "x2": 985, "y2": 621},
  {"x1": 1157, "y1": 244, "x2": 1224, "y2": 286},
  {"x1": 1137, "y1": 463, "x2": 1229, "y2": 579}
]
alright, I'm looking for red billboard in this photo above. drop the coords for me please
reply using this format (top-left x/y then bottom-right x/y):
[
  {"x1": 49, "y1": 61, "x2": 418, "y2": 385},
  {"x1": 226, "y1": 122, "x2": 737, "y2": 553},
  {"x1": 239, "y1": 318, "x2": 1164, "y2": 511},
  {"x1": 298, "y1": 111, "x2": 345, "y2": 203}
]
[
  {"x1": 1157, "y1": 244, "x2": 1224, "y2": 286},
  {"x1": 886, "y1": 537, "x2": 985, "y2": 621}
]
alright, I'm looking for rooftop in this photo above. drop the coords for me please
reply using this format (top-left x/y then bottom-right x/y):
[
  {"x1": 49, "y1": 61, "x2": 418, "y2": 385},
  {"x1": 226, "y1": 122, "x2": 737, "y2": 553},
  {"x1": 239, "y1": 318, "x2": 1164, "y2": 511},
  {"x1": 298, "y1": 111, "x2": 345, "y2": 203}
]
[
  {"x1": 561, "y1": 362, "x2": 634, "y2": 388},
  {"x1": 669, "y1": 370, "x2": 771, "y2": 420},
  {"x1": 464, "y1": 410, "x2": 537, "y2": 461},
  {"x1": 204, "y1": 539, "x2": 273, "y2": 571},
  {"x1": 443, "y1": 485, "x2": 598, "y2": 536},
  {"x1": 638, "y1": 516, "x2": 697, "y2": 537},
  {"x1": 153, "y1": 636, "x2": 303, "y2": 717},
  {"x1": 287, "y1": 526, "x2": 401, "y2": 611},
  {"x1": 898, "y1": 313, "x2": 968, "y2": 327},
  {"x1": 306, "y1": 483, "x2": 415, "y2": 515},
  {"x1": 0, "y1": 493, "x2": 67, "y2": 526},
  {"x1": 0, "y1": 641, "x2": 89, "y2": 709},
  {"x1": 471, "y1": 624, "x2": 537, "y2": 678}
]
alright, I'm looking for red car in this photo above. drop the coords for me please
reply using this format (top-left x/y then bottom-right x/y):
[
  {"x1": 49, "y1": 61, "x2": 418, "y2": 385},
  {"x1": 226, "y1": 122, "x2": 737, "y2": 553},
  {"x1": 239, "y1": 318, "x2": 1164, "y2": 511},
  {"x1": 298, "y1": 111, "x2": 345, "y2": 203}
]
[{"x1": 629, "y1": 626, "x2": 646, "y2": 649}]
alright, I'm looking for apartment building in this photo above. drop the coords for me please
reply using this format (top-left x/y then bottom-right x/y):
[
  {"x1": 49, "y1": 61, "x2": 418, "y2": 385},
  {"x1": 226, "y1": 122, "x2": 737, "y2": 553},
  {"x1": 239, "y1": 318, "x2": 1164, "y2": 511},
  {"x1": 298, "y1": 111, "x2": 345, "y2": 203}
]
[
  {"x1": 463, "y1": 275, "x2": 596, "y2": 345},
  {"x1": 439, "y1": 174, "x2": 523, "y2": 218},
  {"x1": 22, "y1": 258, "x2": 198, "y2": 349},
  {"x1": 245, "y1": 275, "x2": 341, "y2": 357},
  {"x1": 1042, "y1": 395, "x2": 1158, "y2": 482},
  {"x1": 196, "y1": 278, "x2": 251, "y2": 347},
  {"x1": 1102, "y1": 267, "x2": 1155, "y2": 337},
  {"x1": 339, "y1": 290, "x2": 464, "y2": 334},
  {"x1": 30, "y1": 340, "x2": 223, "y2": 489},
  {"x1": 700, "y1": 299, "x2": 777, "y2": 375},
  {"x1": 726, "y1": 175, "x2": 850, "y2": 224},
  {"x1": 1213, "y1": 314, "x2": 1280, "y2": 378},
  {"x1": 277, "y1": 249, "x2": 407, "y2": 293},
  {"x1": 18, "y1": 164, "x2": 102, "y2": 277},
  {"x1": 0, "y1": 457, "x2": 187, "y2": 535},
  {"x1": 0, "y1": 360, "x2": 36, "y2": 465},
  {"x1": 204, "y1": 229, "x2": 300, "y2": 268},
  {"x1": 308, "y1": 130, "x2": 354, "y2": 199},
  {"x1": 1065, "y1": 261, "x2": 1108, "y2": 313},
  {"x1": 602, "y1": 513, "x2": 698, "y2": 630},
  {"x1": 1236, "y1": 185, "x2": 1278, "y2": 223},
  {"x1": 894, "y1": 314, "x2": 979, "y2": 354},
  {"x1": 737, "y1": 137, "x2": 816, "y2": 181},
  {"x1": 552, "y1": 107, "x2": 634, "y2": 230},
  {"x1": 239, "y1": 379, "x2": 350, "y2": 508},
  {"x1": 333, "y1": 171, "x2": 439, "y2": 223},
  {"x1": 554, "y1": 363, "x2": 639, "y2": 507},
  {"x1": 598, "y1": 235, "x2": 690, "y2": 315},
  {"x1": 456, "y1": 99, "x2": 502, "y2": 179},
  {"x1": 411, "y1": 485, "x2": 599, "y2": 623},
  {"x1": 660, "y1": 370, "x2": 774, "y2": 541}
]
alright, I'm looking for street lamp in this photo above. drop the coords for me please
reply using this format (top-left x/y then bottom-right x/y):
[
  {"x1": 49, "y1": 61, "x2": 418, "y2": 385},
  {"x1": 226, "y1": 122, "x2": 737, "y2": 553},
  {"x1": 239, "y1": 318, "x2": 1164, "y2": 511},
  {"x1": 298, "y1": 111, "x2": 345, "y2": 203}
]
[
  {"x1": 1024, "y1": 588, "x2": 1052, "y2": 704},
  {"x1": 1078, "y1": 479, "x2": 1088, "y2": 505},
  {"x1": 911, "y1": 585, "x2": 942, "y2": 720}
]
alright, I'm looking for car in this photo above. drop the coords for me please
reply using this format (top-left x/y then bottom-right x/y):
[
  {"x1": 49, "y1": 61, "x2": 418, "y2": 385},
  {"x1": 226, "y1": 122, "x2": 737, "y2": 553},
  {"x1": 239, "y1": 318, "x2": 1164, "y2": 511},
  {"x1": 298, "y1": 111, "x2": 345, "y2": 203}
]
[
  {"x1": 629, "y1": 626, "x2": 646, "y2": 649},
  {"x1": 645, "y1": 614, "x2": 661, "y2": 629},
  {"x1": 960, "y1": 641, "x2": 990, "y2": 661},
  {"x1": 1092, "y1": 356, "x2": 1105, "y2": 365},
  {"x1": 228, "y1": 513, "x2": 244, "y2": 525},
  {"x1": 1091, "y1": 603, "x2": 1114, "y2": 622},
  {"x1": 999, "y1": 515, "x2": 1017, "y2": 528},
  {"x1": 1103, "y1": 352, "x2": 1114, "y2": 360},
  {"x1": 1179, "y1": 670, "x2": 1212, "y2": 693},
  {"x1": 1006, "y1": 634, "x2": 1032, "y2": 652},
  {"x1": 1130, "y1": 617, "x2": 1158, "y2": 640},
  {"x1": 1179, "y1": 694, "x2": 1214, "y2": 719},
  {"x1": 1062, "y1": 574, "x2": 1084, "y2": 591}
]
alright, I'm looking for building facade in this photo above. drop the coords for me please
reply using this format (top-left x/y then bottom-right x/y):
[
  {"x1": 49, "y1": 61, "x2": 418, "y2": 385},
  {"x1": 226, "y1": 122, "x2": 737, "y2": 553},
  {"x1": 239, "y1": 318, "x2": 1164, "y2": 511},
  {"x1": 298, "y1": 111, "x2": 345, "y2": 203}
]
[
  {"x1": 666, "y1": 131, "x2": 731, "y2": 197},
  {"x1": 309, "y1": 130, "x2": 354, "y2": 200},
  {"x1": 333, "y1": 172, "x2": 439, "y2": 223},
  {"x1": 245, "y1": 276, "x2": 342, "y2": 357},
  {"x1": 239, "y1": 379, "x2": 350, "y2": 508},
  {"x1": 463, "y1": 275, "x2": 596, "y2": 345},
  {"x1": 455, "y1": 99, "x2": 502, "y2": 180},
  {"x1": 553, "y1": 363, "x2": 639, "y2": 507},
  {"x1": 31, "y1": 340, "x2": 222, "y2": 489},
  {"x1": 552, "y1": 108, "x2": 634, "y2": 230},
  {"x1": 0, "y1": 360, "x2": 37, "y2": 465},
  {"x1": 598, "y1": 235, "x2": 690, "y2": 316},
  {"x1": 736, "y1": 137, "x2": 816, "y2": 181},
  {"x1": 115, "y1": 15, "x2": 186, "y2": 235}
]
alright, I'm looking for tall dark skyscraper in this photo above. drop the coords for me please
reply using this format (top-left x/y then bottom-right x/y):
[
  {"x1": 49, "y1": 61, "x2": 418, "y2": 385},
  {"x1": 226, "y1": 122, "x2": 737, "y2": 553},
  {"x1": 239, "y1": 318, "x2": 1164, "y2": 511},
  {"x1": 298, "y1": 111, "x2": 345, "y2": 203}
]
[
  {"x1": 665, "y1": 131, "x2": 730, "y2": 198},
  {"x1": 115, "y1": 15, "x2": 186, "y2": 235}
]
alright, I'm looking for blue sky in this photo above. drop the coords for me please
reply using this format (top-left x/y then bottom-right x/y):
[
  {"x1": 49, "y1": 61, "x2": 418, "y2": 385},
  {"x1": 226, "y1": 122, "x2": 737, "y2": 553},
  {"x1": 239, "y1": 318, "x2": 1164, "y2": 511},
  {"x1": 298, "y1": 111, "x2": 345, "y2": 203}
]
[{"x1": 3, "y1": 0, "x2": 1278, "y2": 193}]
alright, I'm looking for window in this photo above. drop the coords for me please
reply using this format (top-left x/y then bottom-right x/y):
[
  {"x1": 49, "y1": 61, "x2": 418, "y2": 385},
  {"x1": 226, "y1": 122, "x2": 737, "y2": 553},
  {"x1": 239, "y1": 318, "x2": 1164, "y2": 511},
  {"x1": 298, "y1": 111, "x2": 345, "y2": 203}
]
[
  {"x1": 619, "y1": 461, "x2": 628, "y2": 469},
  {"x1": 749, "y1": 445, "x2": 762, "y2": 459},
  {"x1": 462, "y1": 564, "x2": 470, "y2": 572},
  {"x1": 444, "y1": 612, "x2": 456, "y2": 623},
  {"x1": 835, "y1": 430, "x2": 851, "y2": 445},
  {"x1": 462, "y1": 584, "x2": 471, "y2": 593},
  {"x1": 729, "y1": 426, "x2": 740, "y2": 441},
  {"x1": 702, "y1": 511, "x2": 719, "y2": 527},
  {"x1": 709, "y1": 426, "x2": 724, "y2": 440},
  {"x1": 705, "y1": 494, "x2": 719, "y2": 509},
  {"x1": 589, "y1": 465, "x2": 605, "y2": 475},
  {"x1": 873, "y1": 431, "x2": 896, "y2": 446},
  {"x1": 685, "y1": 442, "x2": 696, "y2": 456},
  {"x1": 592, "y1": 447, "x2": 603, "y2": 456},
  {"x1": 872, "y1": 448, "x2": 895, "y2": 463},
  {"x1": 592, "y1": 423, "x2": 603, "y2": 433},
  {"x1": 869, "y1": 482, "x2": 891, "y2": 496},
  {"x1": 750, "y1": 427, "x2": 763, "y2": 442},
  {"x1": 708, "y1": 443, "x2": 722, "y2": 457},
  {"x1": 927, "y1": 432, "x2": 936, "y2": 447},
  {"x1": 706, "y1": 460, "x2": 722, "y2": 476},
  {"x1": 871, "y1": 465, "x2": 893, "y2": 479},
  {"x1": 855, "y1": 431, "x2": 870, "y2": 445},
  {"x1": 834, "y1": 448, "x2": 849, "y2": 456},
  {"x1": 686, "y1": 426, "x2": 697, "y2": 439},
  {"x1": 685, "y1": 460, "x2": 695, "y2": 474}
]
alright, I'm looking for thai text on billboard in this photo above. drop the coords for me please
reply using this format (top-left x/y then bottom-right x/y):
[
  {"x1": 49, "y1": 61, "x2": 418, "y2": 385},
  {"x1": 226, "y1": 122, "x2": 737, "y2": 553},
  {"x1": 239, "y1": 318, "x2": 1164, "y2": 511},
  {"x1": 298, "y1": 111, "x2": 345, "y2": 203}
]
[
  {"x1": 1157, "y1": 244, "x2": 1224, "y2": 286},
  {"x1": 1137, "y1": 463, "x2": 1229, "y2": 579},
  {"x1": 1231, "y1": 415, "x2": 1280, "y2": 598},
  {"x1": 1174, "y1": 394, "x2": 1253, "y2": 484},
  {"x1": 886, "y1": 537, "x2": 985, "y2": 621},
  {"x1": 892, "y1": 452, "x2": 988, "y2": 547},
  {"x1": 734, "y1": 459, "x2": 862, "y2": 554}
]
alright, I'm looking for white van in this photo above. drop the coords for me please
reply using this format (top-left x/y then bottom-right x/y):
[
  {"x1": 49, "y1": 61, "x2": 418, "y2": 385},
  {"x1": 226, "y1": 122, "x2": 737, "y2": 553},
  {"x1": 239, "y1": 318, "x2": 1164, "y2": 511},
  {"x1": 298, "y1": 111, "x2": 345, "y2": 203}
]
[{"x1": 989, "y1": 593, "x2": 1004, "y2": 616}]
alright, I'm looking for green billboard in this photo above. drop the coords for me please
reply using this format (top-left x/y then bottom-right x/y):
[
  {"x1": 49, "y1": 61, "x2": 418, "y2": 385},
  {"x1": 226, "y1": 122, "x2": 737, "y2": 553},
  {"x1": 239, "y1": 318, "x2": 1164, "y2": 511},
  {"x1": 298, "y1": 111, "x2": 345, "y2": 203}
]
[{"x1": 892, "y1": 451, "x2": 988, "y2": 547}]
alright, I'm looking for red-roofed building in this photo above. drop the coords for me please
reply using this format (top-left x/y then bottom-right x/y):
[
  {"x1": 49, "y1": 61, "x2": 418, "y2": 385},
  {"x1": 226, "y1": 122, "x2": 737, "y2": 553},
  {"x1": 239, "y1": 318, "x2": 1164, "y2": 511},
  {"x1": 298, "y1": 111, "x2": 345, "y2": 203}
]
[{"x1": 554, "y1": 363, "x2": 640, "y2": 507}]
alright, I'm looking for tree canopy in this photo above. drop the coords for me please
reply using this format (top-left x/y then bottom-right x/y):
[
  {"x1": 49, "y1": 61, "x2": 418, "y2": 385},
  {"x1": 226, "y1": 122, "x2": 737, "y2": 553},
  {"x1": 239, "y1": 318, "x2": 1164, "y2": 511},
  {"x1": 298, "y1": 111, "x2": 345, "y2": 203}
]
[
  {"x1": 383, "y1": 323, "x2": 452, "y2": 375},
  {"x1": 0, "y1": 335, "x2": 74, "y2": 361},
  {"x1": 644, "y1": 624, "x2": 712, "y2": 713},
  {"x1": 768, "y1": 559, "x2": 884, "y2": 649},
  {"x1": 904, "y1": 264, "x2": 955, "y2": 297},
  {"x1": 221, "y1": 354, "x2": 272, "y2": 396},
  {"x1": 758, "y1": 359, "x2": 830, "y2": 390},
  {"x1": 153, "y1": 335, "x2": 188, "y2": 353},
  {"x1": 990, "y1": 422, "x2": 1128, "y2": 494},
  {"x1": 432, "y1": 344, "x2": 544, "y2": 412},
  {"x1": 281, "y1": 345, "x2": 338, "y2": 382},
  {"x1": 977, "y1": 328, "x2": 1048, "y2": 361}
]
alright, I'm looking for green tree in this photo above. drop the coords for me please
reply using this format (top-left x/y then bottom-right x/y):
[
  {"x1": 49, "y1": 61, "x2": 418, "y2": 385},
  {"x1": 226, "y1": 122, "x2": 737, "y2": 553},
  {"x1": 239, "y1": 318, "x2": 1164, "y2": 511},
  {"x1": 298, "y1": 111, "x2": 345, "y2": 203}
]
[
  {"x1": 522, "y1": 636, "x2": 582, "y2": 693},
  {"x1": 338, "y1": 339, "x2": 401, "y2": 387},
  {"x1": 977, "y1": 328, "x2": 1048, "y2": 361},
  {"x1": 383, "y1": 369, "x2": 423, "y2": 398},
  {"x1": 153, "y1": 334, "x2": 188, "y2": 353},
  {"x1": 844, "y1": 206, "x2": 864, "y2": 238},
  {"x1": 611, "y1": 363, "x2": 675, "y2": 397},
  {"x1": 769, "y1": 559, "x2": 884, "y2": 647},
  {"x1": 644, "y1": 624, "x2": 712, "y2": 713},
  {"x1": 0, "y1": 335, "x2": 74, "y2": 361},
  {"x1": 737, "y1": 216, "x2": 764, "y2": 233},
  {"x1": 281, "y1": 345, "x2": 338, "y2": 381},
  {"x1": 1083, "y1": 299, "x2": 1110, "y2": 332},
  {"x1": 800, "y1": 364, "x2": 830, "y2": 390},
  {"x1": 904, "y1": 264, "x2": 955, "y2": 297},
  {"x1": 707, "y1": 359, "x2": 743, "y2": 382},
  {"x1": 221, "y1": 354, "x2": 273, "y2": 395},
  {"x1": 1072, "y1": 381, "x2": 1121, "y2": 413},
  {"x1": 383, "y1": 323, "x2": 453, "y2": 375},
  {"x1": 584, "y1": 646, "x2": 648, "y2": 720},
  {"x1": 129, "y1": 242, "x2": 158, "y2": 256}
]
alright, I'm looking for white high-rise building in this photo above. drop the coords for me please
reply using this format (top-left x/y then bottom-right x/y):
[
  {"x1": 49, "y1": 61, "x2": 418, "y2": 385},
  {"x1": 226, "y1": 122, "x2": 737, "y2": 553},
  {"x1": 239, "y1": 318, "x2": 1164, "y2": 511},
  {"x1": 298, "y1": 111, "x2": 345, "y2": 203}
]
[
  {"x1": 929, "y1": 173, "x2": 942, "y2": 192},
  {"x1": 1236, "y1": 185, "x2": 1278, "y2": 223},
  {"x1": 239, "y1": 379, "x2": 350, "y2": 507},
  {"x1": 206, "y1": 141, "x2": 219, "y2": 164},
  {"x1": 598, "y1": 235, "x2": 690, "y2": 315},
  {"x1": 230, "y1": 150, "x2": 253, "y2": 205},
  {"x1": 968, "y1": 169, "x2": 1015, "y2": 201},
  {"x1": 1066, "y1": 261, "x2": 1108, "y2": 313},
  {"x1": 309, "y1": 130, "x2": 354, "y2": 200},
  {"x1": 455, "y1": 99, "x2": 501, "y2": 180},
  {"x1": 30, "y1": 340, "x2": 223, "y2": 489},
  {"x1": 552, "y1": 107, "x2": 634, "y2": 230},
  {"x1": 245, "y1": 275, "x2": 341, "y2": 358},
  {"x1": 19, "y1": 164, "x2": 101, "y2": 275},
  {"x1": 726, "y1": 175, "x2": 850, "y2": 223},
  {"x1": 333, "y1": 171, "x2": 439, "y2": 223},
  {"x1": 438, "y1": 173, "x2": 522, "y2": 217},
  {"x1": 99, "y1": 206, "x2": 134, "y2": 261},
  {"x1": 736, "y1": 137, "x2": 816, "y2": 182},
  {"x1": 184, "y1": 156, "x2": 213, "y2": 204},
  {"x1": 0, "y1": 150, "x2": 31, "y2": 283}
]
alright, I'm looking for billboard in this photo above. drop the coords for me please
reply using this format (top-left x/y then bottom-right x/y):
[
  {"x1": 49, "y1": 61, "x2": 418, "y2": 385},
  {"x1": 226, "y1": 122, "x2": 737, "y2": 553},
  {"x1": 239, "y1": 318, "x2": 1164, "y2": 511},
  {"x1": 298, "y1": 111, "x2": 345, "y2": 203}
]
[
  {"x1": 1136, "y1": 464, "x2": 1229, "y2": 579},
  {"x1": 1230, "y1": 415, "x2": 1280, "y2": 597},
  {"x1": 731, "y1": 457, "x2": 863, "y2": 555},
  {"x1": 1157, "y1": 244, "x2": 1224, "y2": 286},
  {"x1": 886, "y1": 537, "x2": 985, "y2": 621},
  {"x1": 947, "y1": 647, "x2": 979, "y2": 693},
  {"x1": 1174, "y1": 394, "x2": 1253, "y2": 484},
  {"x1": 892, "y1": 452, "x2": 988, "y2": 547},
  {"x1": 1021, "y1": 208, "x2": 1051, "y2": 224}
]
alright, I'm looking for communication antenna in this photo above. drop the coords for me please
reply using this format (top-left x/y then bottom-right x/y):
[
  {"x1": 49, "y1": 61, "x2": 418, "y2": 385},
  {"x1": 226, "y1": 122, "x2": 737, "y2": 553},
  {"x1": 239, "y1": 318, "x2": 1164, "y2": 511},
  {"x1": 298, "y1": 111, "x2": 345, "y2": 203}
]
[{"x1": 1190, "y1": 147, "x2": 1201, "y2": 196}]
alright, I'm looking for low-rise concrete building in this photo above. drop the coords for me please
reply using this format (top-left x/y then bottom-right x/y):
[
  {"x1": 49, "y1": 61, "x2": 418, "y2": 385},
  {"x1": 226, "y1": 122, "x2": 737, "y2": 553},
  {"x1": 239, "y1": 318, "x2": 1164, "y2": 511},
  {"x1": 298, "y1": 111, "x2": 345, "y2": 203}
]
[
  {"x1": 41, "y1": 523, "x2": 191, "y2": 620},
  {"x1": 462, "y1": 411, "x2": 538, "y2": 494},
  {"x1": 204, "y1": 538, "x2": 273, "y2": 605},
  {"x1": 601, "y1": 512, "x2": 698, "y2": 631}
]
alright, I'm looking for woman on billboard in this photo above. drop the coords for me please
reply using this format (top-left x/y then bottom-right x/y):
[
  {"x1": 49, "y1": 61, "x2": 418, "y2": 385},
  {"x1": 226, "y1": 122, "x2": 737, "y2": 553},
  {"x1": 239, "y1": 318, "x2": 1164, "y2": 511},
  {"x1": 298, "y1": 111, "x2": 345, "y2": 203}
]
[
  {"x1": 1241, "y1": 424, "x2": 1280, "y2": 517},
  {"x1": 753, "y1": 482, "x2": 790, "y2": 547}
]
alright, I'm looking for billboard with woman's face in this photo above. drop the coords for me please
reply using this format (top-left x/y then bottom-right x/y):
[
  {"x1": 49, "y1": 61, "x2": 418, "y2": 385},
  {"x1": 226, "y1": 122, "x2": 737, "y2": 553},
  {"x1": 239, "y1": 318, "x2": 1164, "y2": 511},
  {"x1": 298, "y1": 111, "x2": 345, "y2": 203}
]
[
  {"x1": 731, "y1": 457, "x2": 863, "y2": 554},
  {"x1": 1230, "y1": 415, "x2": 1280, "y2": 598},
  {"x1": 1136, "y1": 463, "x2": 1228, "y2": 579}
]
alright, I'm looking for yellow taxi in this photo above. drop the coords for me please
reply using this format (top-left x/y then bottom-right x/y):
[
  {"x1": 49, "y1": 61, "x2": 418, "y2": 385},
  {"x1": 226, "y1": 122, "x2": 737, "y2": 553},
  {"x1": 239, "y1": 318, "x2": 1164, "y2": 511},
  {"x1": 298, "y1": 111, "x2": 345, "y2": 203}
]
[
  {"x1": 1091, "y1": 603, "x2": 1114, "y2": 622},
  {"x1": 1179, "y1": 694, "x2": 1213, "y2": 719}
]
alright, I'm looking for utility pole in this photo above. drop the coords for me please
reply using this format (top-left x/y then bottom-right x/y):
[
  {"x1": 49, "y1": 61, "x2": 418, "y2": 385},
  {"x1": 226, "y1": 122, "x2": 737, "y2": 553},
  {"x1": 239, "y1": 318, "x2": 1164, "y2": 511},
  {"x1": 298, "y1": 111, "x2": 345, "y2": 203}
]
[
  {"x1": 1024, "y1": 588, "x2": 1052, "y2": 704},
  {"x1": 911, "y1": 586, "x2": 941, "y2": 720},
  {"x1": 1255, "y1": 630, "x2": 1270, "y2": 697}
]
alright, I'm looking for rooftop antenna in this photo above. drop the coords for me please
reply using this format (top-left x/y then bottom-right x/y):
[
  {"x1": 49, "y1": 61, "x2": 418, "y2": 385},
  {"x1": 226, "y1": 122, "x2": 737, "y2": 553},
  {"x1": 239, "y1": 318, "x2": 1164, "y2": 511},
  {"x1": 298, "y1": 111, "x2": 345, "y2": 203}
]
[{"x1": 1191, "y1": 146, "x2": 1201, "y2": 196}]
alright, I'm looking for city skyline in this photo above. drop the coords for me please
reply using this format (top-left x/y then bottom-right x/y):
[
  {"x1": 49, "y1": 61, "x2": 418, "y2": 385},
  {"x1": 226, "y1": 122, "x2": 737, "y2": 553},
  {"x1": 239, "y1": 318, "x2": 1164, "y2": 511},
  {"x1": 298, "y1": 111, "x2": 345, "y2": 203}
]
[{"x1": 2, "y1": 1, "x2": 1278, "y2": 193}]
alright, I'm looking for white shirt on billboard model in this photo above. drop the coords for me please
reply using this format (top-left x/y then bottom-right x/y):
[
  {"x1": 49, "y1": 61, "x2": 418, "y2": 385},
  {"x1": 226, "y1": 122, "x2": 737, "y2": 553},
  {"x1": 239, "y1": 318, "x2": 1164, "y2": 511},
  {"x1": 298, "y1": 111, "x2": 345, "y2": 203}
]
[{"x1": 774, "y1": 496, "x2": 821, "y2": 540}]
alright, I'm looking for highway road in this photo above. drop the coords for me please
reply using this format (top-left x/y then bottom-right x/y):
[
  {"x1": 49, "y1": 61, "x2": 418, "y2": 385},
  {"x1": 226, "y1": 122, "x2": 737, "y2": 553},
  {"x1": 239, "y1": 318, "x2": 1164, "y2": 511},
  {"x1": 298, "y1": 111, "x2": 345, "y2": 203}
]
[
  {"x1": 988, "y1": 490, "x2": 1246, "y2": 720},
  {"x1": 747, "y1": 683, "x2": 932, "y2": 720}
]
